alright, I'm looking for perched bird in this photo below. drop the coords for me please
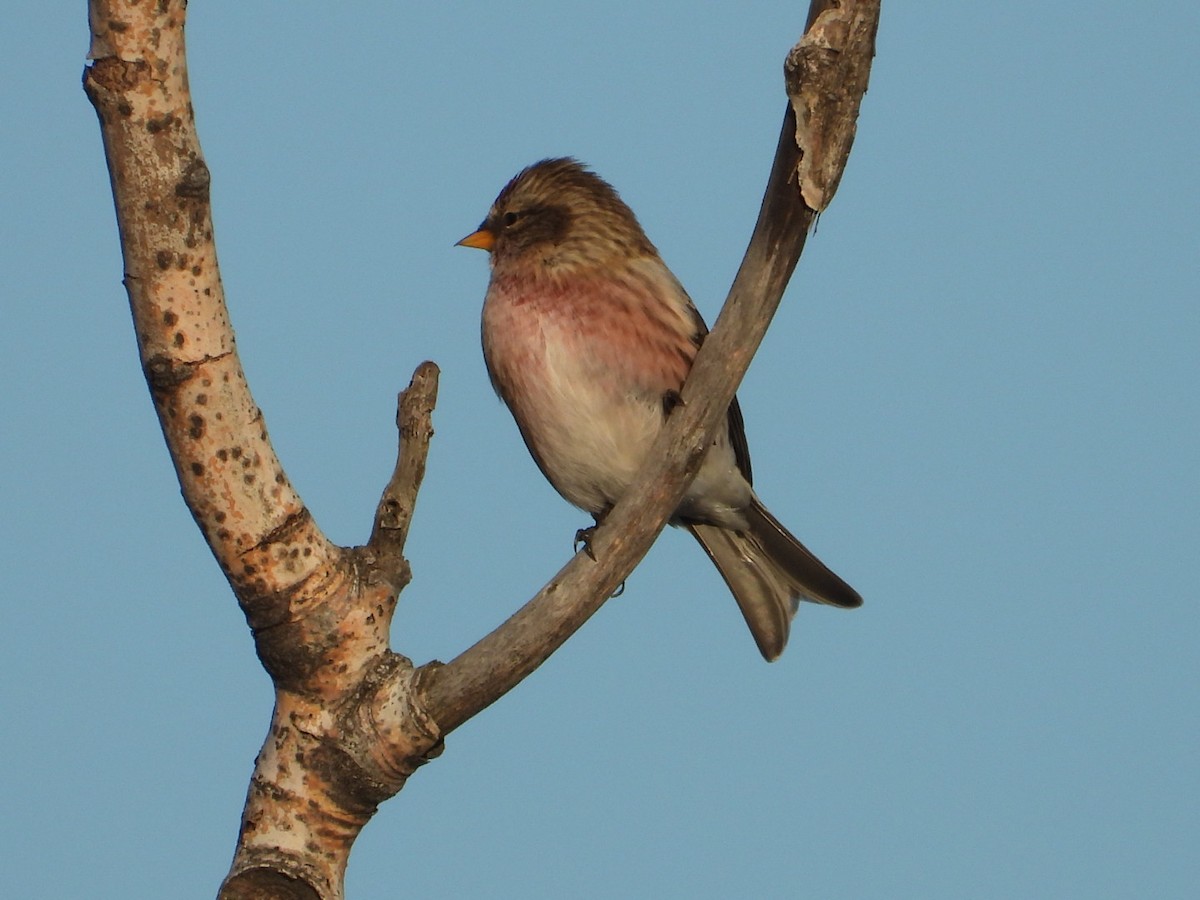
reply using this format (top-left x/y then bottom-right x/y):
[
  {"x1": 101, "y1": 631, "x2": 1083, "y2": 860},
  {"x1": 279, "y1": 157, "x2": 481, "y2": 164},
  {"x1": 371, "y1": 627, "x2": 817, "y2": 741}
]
[{"x1": 459, "y1": 158, "x2": 860, "y2": 660}]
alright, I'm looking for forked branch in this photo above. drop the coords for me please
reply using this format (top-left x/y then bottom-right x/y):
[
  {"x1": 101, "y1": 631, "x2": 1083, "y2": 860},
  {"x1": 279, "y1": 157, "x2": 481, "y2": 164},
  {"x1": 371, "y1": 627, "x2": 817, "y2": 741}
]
[{"x1": 83, "y1": 1, "x2": 878, "y2": 897}]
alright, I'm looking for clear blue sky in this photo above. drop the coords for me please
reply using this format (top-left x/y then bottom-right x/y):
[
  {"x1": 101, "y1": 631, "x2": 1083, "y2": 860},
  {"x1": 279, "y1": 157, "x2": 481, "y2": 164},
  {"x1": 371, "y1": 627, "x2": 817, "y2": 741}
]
[{"x1": 4, "y1": 3, "x2": 1197, "y2": 898}]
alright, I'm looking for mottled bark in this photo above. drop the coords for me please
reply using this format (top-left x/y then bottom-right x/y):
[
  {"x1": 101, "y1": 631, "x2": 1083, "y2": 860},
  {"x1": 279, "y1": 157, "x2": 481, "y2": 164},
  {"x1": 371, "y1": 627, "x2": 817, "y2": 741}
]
[{"x1": 83, "y1": 1, "x2": 877, "y2": 897}]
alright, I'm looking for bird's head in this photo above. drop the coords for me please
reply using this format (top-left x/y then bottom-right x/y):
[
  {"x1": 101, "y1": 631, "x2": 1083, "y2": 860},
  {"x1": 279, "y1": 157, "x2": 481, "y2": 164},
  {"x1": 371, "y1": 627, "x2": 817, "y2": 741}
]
[{"x1": 457, "y1": 157, "x2": 656, "y2": 273}]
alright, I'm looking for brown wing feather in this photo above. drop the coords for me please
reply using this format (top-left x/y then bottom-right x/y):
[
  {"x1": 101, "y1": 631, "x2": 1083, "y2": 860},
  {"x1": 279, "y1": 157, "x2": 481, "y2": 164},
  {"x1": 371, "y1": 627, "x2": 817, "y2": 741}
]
[{"x1": 683, "y1": 296, "x2": 753, "y2": 485}]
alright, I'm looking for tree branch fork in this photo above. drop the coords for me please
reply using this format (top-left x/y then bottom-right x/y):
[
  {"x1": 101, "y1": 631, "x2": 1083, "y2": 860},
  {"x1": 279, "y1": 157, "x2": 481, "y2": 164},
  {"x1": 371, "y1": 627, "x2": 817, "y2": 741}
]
[{"x1": 84, "y1": 1, "x2": 877, "y2": 896}]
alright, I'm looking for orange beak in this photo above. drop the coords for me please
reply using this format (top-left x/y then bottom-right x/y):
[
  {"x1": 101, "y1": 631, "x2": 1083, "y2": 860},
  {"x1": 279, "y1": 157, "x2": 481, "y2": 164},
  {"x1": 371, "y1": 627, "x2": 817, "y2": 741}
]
[{"x1": 456, "y1": 227, "x2": 496, "y2": 252}]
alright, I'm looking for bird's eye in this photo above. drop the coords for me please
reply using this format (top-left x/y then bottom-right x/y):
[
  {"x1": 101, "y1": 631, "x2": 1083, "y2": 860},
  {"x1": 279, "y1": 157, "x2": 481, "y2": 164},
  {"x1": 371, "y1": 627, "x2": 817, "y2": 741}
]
[{"x1": 502, "y1": 211, "x2": 521, "y2": 227}]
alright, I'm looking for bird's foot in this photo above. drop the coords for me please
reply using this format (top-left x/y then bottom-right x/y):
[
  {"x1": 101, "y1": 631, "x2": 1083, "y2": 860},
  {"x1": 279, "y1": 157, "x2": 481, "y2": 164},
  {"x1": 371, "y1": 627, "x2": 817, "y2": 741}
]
[
  {"x1": 573, "y1": 516, "x2": 625, "y2": 595},
  {"x1": 574, "y1": 509, "x2": 611, "y2": 560},
  {"x1": 574, "y1": 525, "x2": 598, "y2": 560},
  {"x1": 662, "y1": 389, "x2": 685, "y2": 416}
]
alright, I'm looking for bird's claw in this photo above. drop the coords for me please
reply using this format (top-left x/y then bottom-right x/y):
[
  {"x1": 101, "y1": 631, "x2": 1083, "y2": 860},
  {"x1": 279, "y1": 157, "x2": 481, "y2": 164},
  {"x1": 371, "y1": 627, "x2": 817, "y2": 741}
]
[
  {"x1": 573, "y1": 523, "x2": 625, "y2": 595},
  {"x1": 574, "y1": 525, "x2": 598, "y2": 560},
  {"x1": 575, "y1": 508, "x2": 612, "y2": 560}
]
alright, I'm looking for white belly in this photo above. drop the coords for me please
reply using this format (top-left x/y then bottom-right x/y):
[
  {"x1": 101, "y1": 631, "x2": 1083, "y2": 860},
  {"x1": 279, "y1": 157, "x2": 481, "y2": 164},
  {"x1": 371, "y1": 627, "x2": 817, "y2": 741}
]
[
  {"x1": 520, "y1": 317, "x2": 663, "y2": 514},
  {"x1": 482, "y1": 277, "x2": 751, "y2": 527}
]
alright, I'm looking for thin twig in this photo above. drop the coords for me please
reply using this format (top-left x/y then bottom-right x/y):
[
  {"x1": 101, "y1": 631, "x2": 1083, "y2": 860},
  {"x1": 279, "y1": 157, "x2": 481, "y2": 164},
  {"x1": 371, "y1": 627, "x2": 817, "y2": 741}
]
[{"x1": 367, "y1": 360, "x2": 441, "y2": 588}]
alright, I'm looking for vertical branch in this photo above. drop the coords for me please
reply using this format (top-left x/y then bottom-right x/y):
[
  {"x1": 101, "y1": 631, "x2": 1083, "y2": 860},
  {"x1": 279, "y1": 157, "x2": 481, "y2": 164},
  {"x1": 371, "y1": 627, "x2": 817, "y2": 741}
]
[
  {"x1": 84, "y1": 4, "x2": 444, "y2": 897},
  {"x1": 367, "y1": 360, "x2": 441, "y2": 585}
]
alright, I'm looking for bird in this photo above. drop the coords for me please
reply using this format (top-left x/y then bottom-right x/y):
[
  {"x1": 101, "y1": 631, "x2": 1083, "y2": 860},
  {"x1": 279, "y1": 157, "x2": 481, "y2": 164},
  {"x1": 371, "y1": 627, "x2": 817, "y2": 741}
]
[{"x1": 458, "y1": 157, "x2": 860, "y2": 660}]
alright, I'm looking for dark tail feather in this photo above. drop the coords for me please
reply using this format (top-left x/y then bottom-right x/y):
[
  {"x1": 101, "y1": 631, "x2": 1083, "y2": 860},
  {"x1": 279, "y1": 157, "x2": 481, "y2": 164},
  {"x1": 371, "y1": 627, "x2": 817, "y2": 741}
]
[
  {"x1": 744, "y1": 498, "x2": 862, "y2": 610},
  {"x1": 687, "y1": 498, "x2": 861, "y2": 661}
]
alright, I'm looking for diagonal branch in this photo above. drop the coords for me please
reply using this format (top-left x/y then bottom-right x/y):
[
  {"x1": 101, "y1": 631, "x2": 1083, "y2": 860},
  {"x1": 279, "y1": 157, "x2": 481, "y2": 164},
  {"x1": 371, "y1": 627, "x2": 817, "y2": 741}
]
[
  {"x1": 83, "y1": 0, "x2": 340, "y2": 647},
  {"x1": 418, "y1": 1, "x2": 880, "y2": 734}
]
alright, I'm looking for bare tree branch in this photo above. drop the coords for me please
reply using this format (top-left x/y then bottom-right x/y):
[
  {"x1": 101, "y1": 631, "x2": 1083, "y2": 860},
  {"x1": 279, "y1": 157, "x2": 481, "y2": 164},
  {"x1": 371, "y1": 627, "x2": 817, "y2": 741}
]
[
  {"x1": 84, "y1": 0, "x2": 878, "y2": 896},
  {"x1": 793, "y1": 0, "x2": 882, "y2": 212},
  {"x1": 417, "y1": 3, "x2": 880, "y2": 735},
  {"x1": 84, "y1": 4, "x2": 443, "y2": 896},
  {"x1": 83, "y1": 2, "x2": 339, "y2": 632},
  {"x1": 366, "y1": 360, "x2": 441, "y2": 590}
]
